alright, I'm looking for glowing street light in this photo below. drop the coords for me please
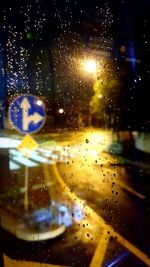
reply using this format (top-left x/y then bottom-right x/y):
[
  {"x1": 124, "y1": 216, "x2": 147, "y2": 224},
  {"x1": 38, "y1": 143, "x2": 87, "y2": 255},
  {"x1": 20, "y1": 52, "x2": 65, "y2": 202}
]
[
  {"x1": 58, "y1": 108, "x2": 64, "y2": 114},
  {"x1": 83, "y1": 59, "x2": 97, "y2": 75},
  {"x1": 36, "y1": 100, "x2": 43, "y2": 106}
]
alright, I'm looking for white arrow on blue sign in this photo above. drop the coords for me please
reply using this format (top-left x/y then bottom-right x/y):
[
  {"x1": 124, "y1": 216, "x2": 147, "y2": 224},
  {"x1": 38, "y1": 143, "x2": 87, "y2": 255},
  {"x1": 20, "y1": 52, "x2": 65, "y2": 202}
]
[{"x1": 9, "y1": 94, "x2": 46, "y2": 134}]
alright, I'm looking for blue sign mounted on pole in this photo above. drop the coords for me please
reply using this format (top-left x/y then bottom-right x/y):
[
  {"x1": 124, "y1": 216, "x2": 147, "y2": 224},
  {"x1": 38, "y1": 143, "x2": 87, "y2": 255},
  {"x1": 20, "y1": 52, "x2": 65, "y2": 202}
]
[{"x1": 9, "y1": 94, "x2": 46, "y2": 134}]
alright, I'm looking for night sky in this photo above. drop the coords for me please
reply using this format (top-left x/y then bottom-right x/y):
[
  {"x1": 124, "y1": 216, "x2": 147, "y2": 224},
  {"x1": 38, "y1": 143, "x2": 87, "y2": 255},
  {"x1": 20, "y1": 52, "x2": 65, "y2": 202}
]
[
  {"x1": 0, "y1": 0, "x2": 149, "y2": 130},
  {"x1": 0, "y1": 0, "x2": 150, "y2": 41}
]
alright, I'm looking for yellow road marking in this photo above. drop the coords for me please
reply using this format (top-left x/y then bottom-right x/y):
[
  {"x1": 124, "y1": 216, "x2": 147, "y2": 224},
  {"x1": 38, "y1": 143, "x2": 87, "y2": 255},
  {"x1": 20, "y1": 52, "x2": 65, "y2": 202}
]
[
  {"x1": 89, "y1": 228, "x2": 110, "y2": 267},
  {"x1": 52, "y1": 164, "x2": 150, "y2": 267},
  {"x1": 51, "y1": 164, "x2": 105, "y2": 227},
  {"x1": 43, "y1": 163, "x2": 52, "y2": 181},
  {"x1": 32, "y1": 181, "x2": 56, "y2": 190},
  {"x1": 20, "y1": 181, "x2": 55, "y2": 193},
  {"x1": 107, "y1": 168, "x2": 145, "y2": 200},
  {"x1": 43, "y1": 163, "x2": 59, "y2": 201},
  {"x1": 110, "y1": 228, "x2": 150, "y2": 266},
  {"x1": 116, "y1": 180, "x2": 145, "y2": 200}
]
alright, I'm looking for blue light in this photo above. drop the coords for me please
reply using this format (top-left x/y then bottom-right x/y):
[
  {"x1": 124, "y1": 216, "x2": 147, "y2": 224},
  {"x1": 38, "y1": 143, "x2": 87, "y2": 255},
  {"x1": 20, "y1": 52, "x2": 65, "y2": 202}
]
[{"x1": 106, "y1": 251, "x2": 129, "y2": 267}]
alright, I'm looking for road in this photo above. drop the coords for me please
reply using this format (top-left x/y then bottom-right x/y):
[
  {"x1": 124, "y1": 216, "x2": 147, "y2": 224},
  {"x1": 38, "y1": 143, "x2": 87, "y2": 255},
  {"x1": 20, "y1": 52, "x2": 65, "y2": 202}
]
[{"x1": 0, "y1": 129, "x2": 150, "y2": 267}]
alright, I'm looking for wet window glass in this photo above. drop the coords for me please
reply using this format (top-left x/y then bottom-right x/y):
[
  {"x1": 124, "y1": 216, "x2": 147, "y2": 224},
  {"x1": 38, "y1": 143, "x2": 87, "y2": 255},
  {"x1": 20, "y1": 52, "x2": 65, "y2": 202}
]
[{"x1": 0, "y1": 0, "x2": 150, "y2": 267}]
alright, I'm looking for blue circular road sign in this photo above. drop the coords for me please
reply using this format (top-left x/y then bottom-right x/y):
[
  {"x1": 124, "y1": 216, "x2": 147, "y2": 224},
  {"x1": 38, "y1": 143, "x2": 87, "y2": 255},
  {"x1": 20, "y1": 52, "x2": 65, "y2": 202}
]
[{"x1": 9, "y1": 94, "x2": 46, "y2": 134}]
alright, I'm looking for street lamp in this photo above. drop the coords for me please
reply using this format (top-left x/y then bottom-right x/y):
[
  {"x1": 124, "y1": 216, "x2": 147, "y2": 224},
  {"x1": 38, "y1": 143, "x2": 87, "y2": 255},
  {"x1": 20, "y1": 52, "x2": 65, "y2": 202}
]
[
  {"x1": 80, "y1": 58, "x2": 98, "y2": 127},
  {"x1": 83, "y1": 59, "x2": 97, "y2": 75},
  {"x1": 58, "y1": 108, "x2": 64, "y2": 114}
]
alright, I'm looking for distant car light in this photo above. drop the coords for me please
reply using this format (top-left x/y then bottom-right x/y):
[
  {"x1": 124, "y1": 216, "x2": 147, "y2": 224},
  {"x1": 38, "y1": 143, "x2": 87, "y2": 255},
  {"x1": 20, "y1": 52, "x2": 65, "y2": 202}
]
[
  {"x1": 58, "y1": 108, "x2": 64, "y2": 114},
  {"x1": 36, "y1": 100, "x2": 43, "y2": 106}
]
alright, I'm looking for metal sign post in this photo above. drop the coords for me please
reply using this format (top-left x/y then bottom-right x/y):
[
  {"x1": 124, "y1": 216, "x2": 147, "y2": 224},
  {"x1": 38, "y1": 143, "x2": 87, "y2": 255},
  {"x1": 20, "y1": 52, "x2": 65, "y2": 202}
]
[
  {"x1": 0, "y1": 218, "x2": 4, "y2": 267},
  {"x1": 24, "y1": 166, "x2": 29, "y2": 211}
]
